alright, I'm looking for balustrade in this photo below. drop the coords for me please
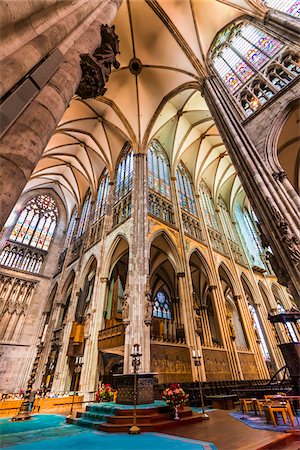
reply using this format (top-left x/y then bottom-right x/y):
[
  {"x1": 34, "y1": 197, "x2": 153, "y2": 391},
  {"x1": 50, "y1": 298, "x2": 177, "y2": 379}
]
[
  {"x1": 0, "y1": 241, "x2": 45, "y2": 274},
  {"x1": 182, "y1": 212, "x2": 204, "y2": 242},
  {"x1": 54, "y1": 249, "x2": 67, "y2": 276},
  {"x1": 150, "y1": 317, "x2": 186, "y2": 344},
  {"x1": 208, "y1": 227, "x2": 227, "y2": 255},
  {"x1": 228, "y1": 239, "x2": 247, "y2": 266},
  {"x1": 98, "y1": 324, "x2": 125, "y2": 350},
  {"x1": 88, "y1": 218, "x2": 104, "y2": 248},
  {"x1": 113, "y1": 193, "x2": 132, "y2": 227},
  {"x1": 148, "y1": 191, "x2": 175, "y2": 226},
  {"x1": 69, "y1": 234, "x2": 85, "y2": 264}
]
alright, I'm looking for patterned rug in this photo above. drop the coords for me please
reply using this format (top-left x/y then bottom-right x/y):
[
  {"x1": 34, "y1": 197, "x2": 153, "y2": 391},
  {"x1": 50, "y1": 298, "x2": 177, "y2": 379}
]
[{"x1": 229, "y1": 410, "x2": 300, "y2": 433}]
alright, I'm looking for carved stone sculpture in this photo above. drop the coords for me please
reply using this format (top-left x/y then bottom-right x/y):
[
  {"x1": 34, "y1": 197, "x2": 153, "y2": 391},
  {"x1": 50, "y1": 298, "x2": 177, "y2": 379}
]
[
  {"x1": 76, "y1": 24, "x2": 120, "y2": 99},
  {"x1": 226, "y1": 310, "x2": 236, "y2": 340}
]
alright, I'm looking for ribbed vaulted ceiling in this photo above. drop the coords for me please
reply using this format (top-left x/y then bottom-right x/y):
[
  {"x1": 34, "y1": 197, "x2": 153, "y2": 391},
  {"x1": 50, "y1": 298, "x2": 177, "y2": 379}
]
[{"x1": 24, "y1": 0, "x2": 267, "y2": 218}]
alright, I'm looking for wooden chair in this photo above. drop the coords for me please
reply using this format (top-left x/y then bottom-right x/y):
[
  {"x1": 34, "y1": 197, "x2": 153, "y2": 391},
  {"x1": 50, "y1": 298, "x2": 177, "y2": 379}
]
[
  {"x1": 240, "y1": 398, "x2": 256, "y2": 415},
  {"x1": 263, "y1": 401, "x2": 295, "y2": 427}
]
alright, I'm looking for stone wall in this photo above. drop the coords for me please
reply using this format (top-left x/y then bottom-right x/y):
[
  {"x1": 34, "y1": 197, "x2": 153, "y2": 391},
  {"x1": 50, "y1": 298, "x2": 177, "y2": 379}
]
[
  {"x1": 239, "y1": 352, "x2": 259, "y2": 380},
  {"x1": 150, "y1": 343, "x2": 192, "y2": 384},
  {"x1": 202, "y1": 348, "x2": 232, "y2": 381}
]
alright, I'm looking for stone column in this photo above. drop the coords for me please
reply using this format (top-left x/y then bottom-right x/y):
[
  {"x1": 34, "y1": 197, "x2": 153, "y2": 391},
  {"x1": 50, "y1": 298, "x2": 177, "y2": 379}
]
[
  {"x1": 264, "y1": 9, "x2": 300, "y2": 38},
  {"x1": 123, "y1": 153, "x2": 150, "y2": 374},
  {"x1": 169, "y1": 177, "x2": 203, "y2": 381},
  {"x1": 202, "y1": 76, "x2": 300, "y2": 305},
  {"x1": 0, "y1": 0, "x2": 121, "y2": 230}
]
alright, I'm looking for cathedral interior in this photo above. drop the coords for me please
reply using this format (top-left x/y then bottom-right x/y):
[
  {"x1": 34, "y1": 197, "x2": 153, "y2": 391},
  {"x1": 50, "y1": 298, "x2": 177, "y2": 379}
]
[{"x1": 0, "y1": 0, "x2": 299, "y2": 449}]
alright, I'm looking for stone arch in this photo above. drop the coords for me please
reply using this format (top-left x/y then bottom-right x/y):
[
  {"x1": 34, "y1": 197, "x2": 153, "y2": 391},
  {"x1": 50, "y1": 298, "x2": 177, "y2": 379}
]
[
  {"x1": 188, "y1": 247, "x2": 214, "y2": 286},
  {"x1": 103, "y1": 234, "x2": 130, "y2": 279},
  {"x1": 265, "y1": 98, "x2": 300, "y2": 194},
  {"x1": 218, "y1": 262, "x2": 239, "y2": 296},
  {"x1": 240, "y1": 272, "x2": 257, "y2": 305},
  {"x1": 258, "y1": 281, "x2": 273, "y2": 312},
  {"x1": 148, "y1": 229, "x2": 182, "y2": 272}
]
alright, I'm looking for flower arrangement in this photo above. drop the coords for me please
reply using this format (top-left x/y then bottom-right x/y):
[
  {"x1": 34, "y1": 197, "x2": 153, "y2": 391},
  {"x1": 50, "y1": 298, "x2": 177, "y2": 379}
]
[
  {"x1": 162, "y1": 383, "x2": 189, "y2": 407},
  {"x1": 95, "y1": 384, "x2": 114, "y2": 402}
]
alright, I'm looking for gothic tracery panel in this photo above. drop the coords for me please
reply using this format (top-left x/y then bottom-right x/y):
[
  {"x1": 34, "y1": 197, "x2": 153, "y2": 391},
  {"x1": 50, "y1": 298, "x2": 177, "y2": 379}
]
[{"x1": 0, "y1": 275, "x2": 36, "y2": 341}]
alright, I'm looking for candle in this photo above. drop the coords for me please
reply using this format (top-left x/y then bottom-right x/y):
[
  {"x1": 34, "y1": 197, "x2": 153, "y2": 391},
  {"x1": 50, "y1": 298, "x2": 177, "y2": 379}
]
[
  {"x1": 192, "y1": 350, "x2": 196, "y2": 358},
  {"x1": 197, "y1": 349, "x2": 201, "y2": 358}
]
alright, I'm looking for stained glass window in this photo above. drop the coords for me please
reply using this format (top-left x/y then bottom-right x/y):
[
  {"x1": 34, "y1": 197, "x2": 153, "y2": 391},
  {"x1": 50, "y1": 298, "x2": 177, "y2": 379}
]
[
  {"x1": 9, "y1": 195, "x2": 58, "y2": 251},
  {"x1": 264, "y1": 0, "x2": 300, "y2": 18},
  {"x1": 94, "y1": 170, "x2": 109, "y2": 223},
  {"x1": 64, "y1": 208, "x2": 77, "y2": 250},
  {"x1": 234, "y1": 204, "x2": 265, "y2": 268},
  {"x1": 218, "y1": 196, "x2": 239, "y2": 243},
  {"x1": 148, "y1": 140, "x2": 171, "y2": 198},
  {"x1": 115, "y1": 149, "x2": 134, "y2": 203},
  {"x1": 76, "y1": 191, "x2": 91, "y2": 239},
  {"x1": 176, "y1": 162, "x2": 197, "y2": 215},
  {"x1": 153, "y1": 290, "x2": 172, "y2": 319},
  {"x1": 199, "y1": 181, "x2": 220, "y2": 231},
  {"x1": 249, "y1": 304, "x2": 271, "y2": 361},
  {"x1": 210, "y1": 21, "x2": 296, "y2": 115}
]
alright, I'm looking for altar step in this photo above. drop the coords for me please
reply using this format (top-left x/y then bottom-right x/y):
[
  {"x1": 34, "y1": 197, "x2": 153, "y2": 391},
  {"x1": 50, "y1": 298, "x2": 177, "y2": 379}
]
[{"x1": 67, "y1": 403, "x2": 204, "y2": 433}]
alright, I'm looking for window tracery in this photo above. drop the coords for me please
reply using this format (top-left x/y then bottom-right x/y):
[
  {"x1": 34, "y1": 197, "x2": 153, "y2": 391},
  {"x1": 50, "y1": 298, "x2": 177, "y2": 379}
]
[
  {"x1": 153, "y1": 290, "x2": 172, "y2": 320},
  {"x1": 0, "y1": 195, "x2": 58, "y2": 274},
  {"x1": 113, "y1": 149, "x2": 133, "y2": 226},
  {"x1": 76, "y1": 191, "x2": 91, "y2": 239},
  {"x1": 211, "y1": 21, "x2": 299, "y2": 116},
  {"x1": 199, "y1": 181, "x2": 220, "y2": 231},
  {"x1": 176, "y1": 162, "x2": 197, "y2": 215},
  {"x1": 94, "y1": 170, "x2": 109, "y2": 223},
  {"x1": 64, "y1": 208, "x2": 77, "y2": 250},
  {"x1": 9, "y1": 195, "x2": 58, "y2": 251},
  {"x1": 148, "y1": 141, "x2": 171, "y2": 198}
]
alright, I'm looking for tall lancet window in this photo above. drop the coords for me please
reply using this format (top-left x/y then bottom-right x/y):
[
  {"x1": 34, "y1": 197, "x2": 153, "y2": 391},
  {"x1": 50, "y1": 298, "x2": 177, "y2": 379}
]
[
  {"x1": 115, "y1": 149, "x2": 134, "y2": 203},
  {"x1": 211, "y1": 21, "x2": 299, "y2": 116},
  {"x1": 113, "y1": 148, "x2": 134, "y2": 225},
  {"x1": 148, "y1": 141, "x2": 171, "y2": 198},
  {"x1": 176, "y1": 162, "x2": 197, "y2": 215},
  {"x1": 94, "y1": 170, "x2": 109, "y2": 223},
  {"x1": 0, "y1": 194, "x2": 58, "y2": 273},
  {"x1": 153, "y1": 290, "x2": 172, "y2": 320},
  {"x1": 76, "y1": 190, "x2": 91, "y2": 239},
  {"x1": 264, "y1": 0, "x2": 300, "y2": 18},
  {"x1": 9, "y1": 195, "x2": 58, "y2": 251},
  {"x1": 199, "y1": 181, "x2": 220, "y2": 231},
  {"x1": 64, "y1": 208, "x2": 77, "y2": 250}
]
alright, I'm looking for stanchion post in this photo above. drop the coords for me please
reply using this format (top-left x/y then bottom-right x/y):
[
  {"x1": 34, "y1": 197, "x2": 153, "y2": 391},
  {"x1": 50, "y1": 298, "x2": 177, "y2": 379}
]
[
  {"x1": 192, "y1": 349, "x2": 209, "y2": 420},
  {"x1": 129, "y1": 343, "x2": 142, "y2": 434}
]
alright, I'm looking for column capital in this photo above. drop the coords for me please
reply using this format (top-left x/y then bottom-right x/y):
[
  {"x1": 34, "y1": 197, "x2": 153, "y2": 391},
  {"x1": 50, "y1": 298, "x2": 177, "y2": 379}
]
[
  {"x1": 100, "y1": 277, "x2": 108, "y2": 284},
  {"x1": 177, "y1": 272, "x2": 185, "y2": 278},
  {"x1": 233, "y1": 295, "x2": 242, "y2": 301},
  {"x1": 208, "y1": 285, "x2": 217, "y2": 291}
]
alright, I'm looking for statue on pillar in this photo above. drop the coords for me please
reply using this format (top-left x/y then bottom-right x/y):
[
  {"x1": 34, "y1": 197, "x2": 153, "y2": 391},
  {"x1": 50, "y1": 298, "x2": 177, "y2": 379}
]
[
  {"x1": 76, "y1": 24, "x2": 120, "y2": 99},
  {"x1": 144, "y1": 286, "x2": 153, "y2": 326},
  {"x1": 195, "y1": 314, "x2": 203, "y2": 342},
  {"x1": 226, "y1": 310, "x2": 236, "y2": 340},
  {"x1": 122, "y1": 288, "x2": 130, "y2": 325}
]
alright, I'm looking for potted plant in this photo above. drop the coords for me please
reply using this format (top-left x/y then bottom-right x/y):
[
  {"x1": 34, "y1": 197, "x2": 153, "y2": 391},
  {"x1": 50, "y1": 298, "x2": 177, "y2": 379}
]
[
  {"x1": 95, "y1": 384, "x2": 114, "y2": 402},
  {"x1": 162, "y1": 383, "x2": 189, "y2": 419}
]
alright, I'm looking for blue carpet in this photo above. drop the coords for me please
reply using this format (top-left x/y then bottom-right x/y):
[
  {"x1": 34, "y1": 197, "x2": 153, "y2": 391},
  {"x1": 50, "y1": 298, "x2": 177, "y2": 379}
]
[
  {"x1": 229, "y1": 411, "x2": 300, "y2": 433},
  {"x1": 0, "y1": 414, "x2": 218, "y2": 449}
]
